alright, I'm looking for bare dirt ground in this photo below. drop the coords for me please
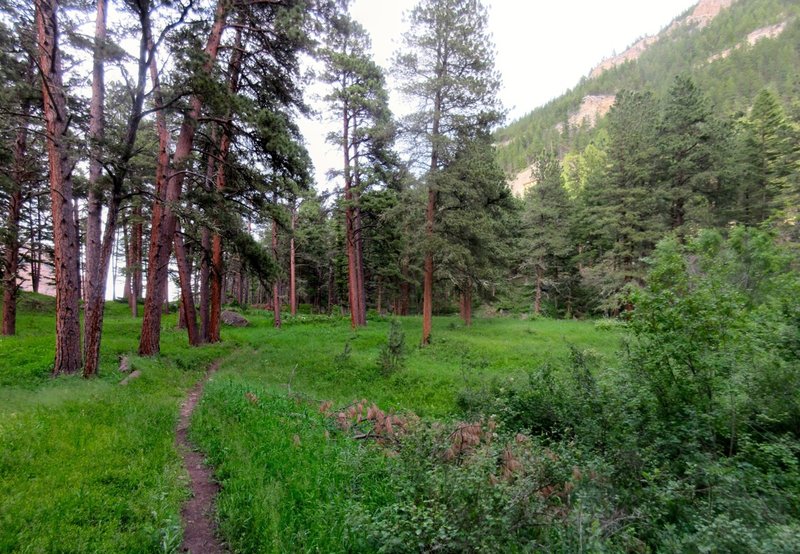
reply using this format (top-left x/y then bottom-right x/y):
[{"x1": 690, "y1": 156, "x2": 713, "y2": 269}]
[{"x1": 176, "y1": 360, "x2": 226, "y2": 554}]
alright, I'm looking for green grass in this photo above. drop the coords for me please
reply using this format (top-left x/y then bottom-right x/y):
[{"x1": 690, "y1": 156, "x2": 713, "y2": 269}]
[
  {"x1": 190, "y1": 310, "x2": 623, "y2": 552},
  {"x1": 215, "y1": 311, "x2": 621, "y2": 417},
  {"x1": 0, "y1": 295, "x2": 622, "y2": 552},
  {"x1": 0, "y1": 295, "x2": 231, "y2": 553}
]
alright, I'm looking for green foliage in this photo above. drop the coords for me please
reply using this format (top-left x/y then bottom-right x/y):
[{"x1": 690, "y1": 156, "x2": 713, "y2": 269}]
[{"x1": 377, "y1": 319, "x2": 406, "y2": 375}]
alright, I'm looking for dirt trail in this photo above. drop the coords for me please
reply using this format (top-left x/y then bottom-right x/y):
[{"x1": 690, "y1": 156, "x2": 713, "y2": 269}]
[{"x1": 176, "y1": 360, "x2": 226, "y2": 553}]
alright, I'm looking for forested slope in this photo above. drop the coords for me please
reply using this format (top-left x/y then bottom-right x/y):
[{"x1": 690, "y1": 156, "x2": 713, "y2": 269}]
[{"x1": 496, "y1": 0, "x2": 800, "y2": 177}]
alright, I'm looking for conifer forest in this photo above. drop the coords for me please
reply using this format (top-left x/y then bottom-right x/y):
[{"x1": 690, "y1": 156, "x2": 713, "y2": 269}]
[{"x1": 1, "y1": 0, "x2": 800, "y2": 551}]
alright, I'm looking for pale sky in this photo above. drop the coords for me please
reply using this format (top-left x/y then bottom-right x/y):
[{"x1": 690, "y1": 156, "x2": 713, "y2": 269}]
[{"x1": 301, "y1": 0, "x2": 700, "y2": 189}]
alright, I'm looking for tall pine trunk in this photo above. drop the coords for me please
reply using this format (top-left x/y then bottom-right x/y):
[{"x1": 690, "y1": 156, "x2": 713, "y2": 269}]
[
  {"x1": 140, "y1": 0, "x2": 228, "y2": 355},
  {"x1": 36, "y1": 0, "x2": 82, "y2": 374},
  {"x1": 207, "y1": 25, "x2": 243, "y2": 343}
]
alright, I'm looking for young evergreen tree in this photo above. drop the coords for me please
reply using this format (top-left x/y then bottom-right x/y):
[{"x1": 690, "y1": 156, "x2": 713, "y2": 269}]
[
  {"x1": 737, "y1": 88, "x2": 795, "y2": 226},
  {"x1": 656, "y1": 76, "x2": 720, "y2": 236},
  {"x1": 394, "y1": 0, "x2": 501, "y2": 344},
  {"x1": 521, "y1": 150, "x2": 576, "y2": 316}
]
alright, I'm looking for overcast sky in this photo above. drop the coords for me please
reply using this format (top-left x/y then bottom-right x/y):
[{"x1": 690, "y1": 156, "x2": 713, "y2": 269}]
[{"x1": 301, "y1": 0, "x2": 699, "y2": 190}]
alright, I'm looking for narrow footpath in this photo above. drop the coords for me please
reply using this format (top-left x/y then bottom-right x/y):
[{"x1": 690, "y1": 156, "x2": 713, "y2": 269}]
[{"x1": 176, "y1": 360, "x2": 226, "y2": 554}]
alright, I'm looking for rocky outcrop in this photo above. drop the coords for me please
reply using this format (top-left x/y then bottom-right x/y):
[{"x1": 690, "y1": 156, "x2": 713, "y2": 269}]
[
  {"x1": 686, "y1": 0, "x2": 736, "y2": 28},
  {"x1": 568, "y1": 95, "x2": 616, "y2": 129},
  {"x1": 590, "y1": 36, "x2": 659, "y2": 78},
  {"x1": 590, "y1": 0, "x2": 738, "y2": 79},
  {"x1": 221, "y1": 310, "x2": 249, "y2": 327},
  {"x1": 509, "y1": 164, "x2": 537, "y2": 198},
  {"x1": 708, "y1": 21, "x2": 789, "y2": 62}
]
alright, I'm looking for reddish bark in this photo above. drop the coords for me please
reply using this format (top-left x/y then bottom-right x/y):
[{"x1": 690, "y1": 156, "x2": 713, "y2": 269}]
[
  {"x1": 460, "y1": 281, "x2": 472, "y2": 327},
  {"x1": 272, "y1": 220, "x2": 281, "y2": 328},
  {"x1": 2, "y1": 90, "x2": 31, "y2": 336},
  {"x1": 208, "y1": 25, "x2": 243, "y2": 343},
  {"x1": 140, "y1": 0, "x2": 228, "y2": 355},
  {"x1": 83, "y1": 0, "x2": 152, "y2": 376},
  {"x1": 289, "y1": 204, "x2": 297, "y2": 316},
  {"x1": 36, "y1": 0, "x2": 82, "y2": 374},
  {"x1": 174, "y1": 226, "x2": 200, "y2": 345}
]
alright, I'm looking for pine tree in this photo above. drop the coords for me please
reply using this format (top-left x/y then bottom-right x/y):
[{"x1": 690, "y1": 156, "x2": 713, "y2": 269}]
[
  {"x1": 737, "y1": 89, "x2": 795, "y2": 225},
  {"x1": 656, "y1": 76, "x2": 720, "y2": 236},
  {"x1": 521, "y1": 150, "x2": 576, "y2": 316},
  {"x1": 320, "y1": 13, "x2": 395, "y2": 328},
  {"x1": 394, "y1": 0, "x2": 501, "y2": 344}
]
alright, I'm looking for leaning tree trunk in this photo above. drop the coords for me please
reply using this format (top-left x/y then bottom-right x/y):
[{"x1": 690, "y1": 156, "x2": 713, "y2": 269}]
[
  {"x1": 83, "y1": 0, "x2": 152, "y2": 376},
  {"x1": 140, "y1": 0, "x2": 228, "y2": 355},
  {"x1": 36, "y1": 0, "x2": 82, "y2": 374},
  {"x1": 174, "y1": 226, "x2": 200, "y2": 345}
]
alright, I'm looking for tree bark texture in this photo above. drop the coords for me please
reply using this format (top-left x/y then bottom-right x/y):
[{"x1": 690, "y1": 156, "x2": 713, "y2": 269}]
[
  {"x1": 36, "y1": 0, "x2": 82, "y2": 374},
  {"x1": 272, "y1": 219, "x2": 281, "y2": 328}
]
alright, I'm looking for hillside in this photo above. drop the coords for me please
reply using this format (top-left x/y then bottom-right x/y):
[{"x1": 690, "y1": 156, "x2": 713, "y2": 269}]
[{"x1": 498, "y1": 0, "x2": 800, "y2": 194}]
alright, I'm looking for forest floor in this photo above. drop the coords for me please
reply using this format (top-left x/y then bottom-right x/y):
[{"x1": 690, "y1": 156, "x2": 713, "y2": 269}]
[{"x1": 0, "y1": 294, "x2": 622, "y2": 552}]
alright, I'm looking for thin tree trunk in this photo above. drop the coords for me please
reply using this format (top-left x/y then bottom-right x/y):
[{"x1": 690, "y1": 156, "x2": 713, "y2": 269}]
[
  {"x1": 461, "y1": 281, "x2": 472, "y2": 327},
  {"x1": 174, "y1": 226, "x2": 200, "y2": 345},
  {"x1": 140, "y1": 0, "x2": 228, "y2": 356},
  {"x1": 122, "y1": 214, "x2": 131, "y2": 301},
  {"x1": 29, "y1": 200, "x2": 42, "y2": 294},
  {"x1": 422, "y1": 90, "x2": 442, "y2": 345},
  {"x1": 272, "y1": 219, "x2": 281, "y2": 328},
  {"x1": 36, "y1": 0, "x2": 82, "y2": 374},
  {"x1": 130, "y1": 202, "x2": 142, "y2": 317},
  {"x1": 2, "y1": 89, "x2": 31, "y2": 336},
  {"x1": 376, "y1": 276, "x2": 383, "y2": 316},
  {"x1": 289, "y1": 203, "x2": 297, "y2": 316},
  {"x1": 200, "y1": 227, "x2": 212, "y2": 339},
  {"x1": 534, "y1": 263, "x2": 542, "y2": 316}
]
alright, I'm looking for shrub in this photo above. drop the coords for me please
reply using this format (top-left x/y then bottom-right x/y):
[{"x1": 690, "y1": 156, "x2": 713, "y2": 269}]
[{"x1": 377, "y1": 320, "x2": 406, "y2": 375}]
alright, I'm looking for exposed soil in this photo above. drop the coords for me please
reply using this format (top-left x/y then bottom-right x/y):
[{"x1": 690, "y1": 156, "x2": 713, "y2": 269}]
[{"x1": 177, "y1": 360, "x2": 226, "y2": 554}]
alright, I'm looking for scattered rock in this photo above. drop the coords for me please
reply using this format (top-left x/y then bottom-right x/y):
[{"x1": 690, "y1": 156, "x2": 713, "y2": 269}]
[
  {"x1": 221, "y1": 310, "x2": 249, "y2": 327},
  {"x1": 119, "y1": 370, "x2": 142, "y2": 386},
  {"x1": 118, "y1": 355, "x2": 131, "y2": 373}
]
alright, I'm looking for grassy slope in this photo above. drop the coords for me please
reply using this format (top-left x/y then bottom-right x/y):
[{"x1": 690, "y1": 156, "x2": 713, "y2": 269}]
[
  {"x1": 0, "y1": 294, "x2": 231, "y2": 553},
  {"x1": 191, "y1": 310, "x2": 622, "y2": 553}
]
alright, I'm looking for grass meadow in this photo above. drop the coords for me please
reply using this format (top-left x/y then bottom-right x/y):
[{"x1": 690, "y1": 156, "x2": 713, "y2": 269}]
[{"x1": 0, "y1": 295, "x2": 622, "y2": 552}]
